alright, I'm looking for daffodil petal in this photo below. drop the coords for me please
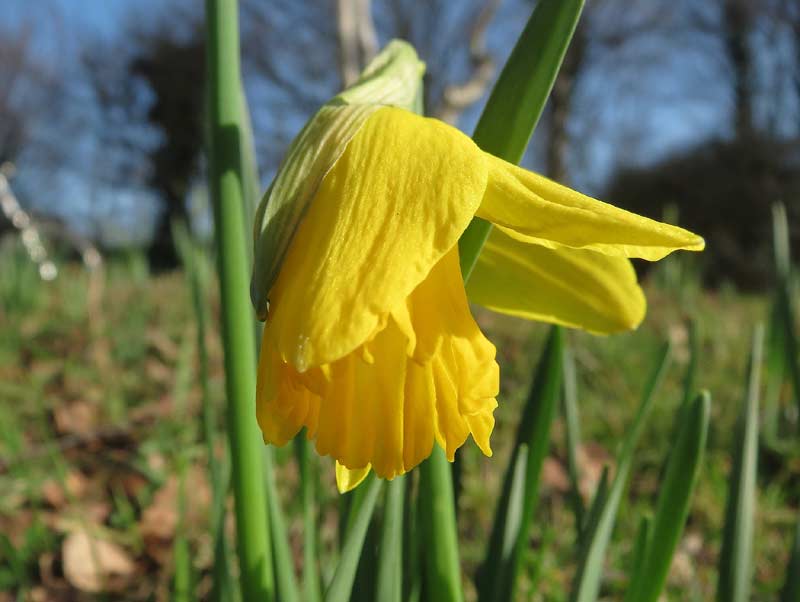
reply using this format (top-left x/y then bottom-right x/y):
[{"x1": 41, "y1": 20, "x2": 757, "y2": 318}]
[
  {"x1": 335, "y1": 462, "x2": 371, "y2": 493},
  {"x1": 256, "y1": 343, "x2": 319, "y2": 445},
  {"x1": 267, "y1": 107, "x2": 488, "y2": 371},
  {"x1": 257, "y1": 249, "x2": 499, "y2": 480},
  {"x1": 475, "y1": 153, "x2": 704, "y2": 261},
  {"x1": 251, "y1": 40, "x2": 425, "y2": 317},
  {"x1": 467, "y1": 228, "x2": 646, "y2": 334}
]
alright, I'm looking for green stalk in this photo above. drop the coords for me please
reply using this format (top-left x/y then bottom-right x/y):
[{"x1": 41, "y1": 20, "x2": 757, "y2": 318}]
[
  {"x1": 205, "y1": 1, "x2": 274, "y2": 599},
  {"x1": 295, "y1": 436, "x2": 322, "y2": 602},
  {"x1": 376, "y1": 476, "x2": 405, "y2": 602},
  {"x1": 419, "y1": 448, "x2": 464, "y2": 602}
]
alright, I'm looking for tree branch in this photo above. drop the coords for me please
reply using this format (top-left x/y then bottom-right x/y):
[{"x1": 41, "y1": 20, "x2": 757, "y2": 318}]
[{"x1": 434, "y1": 0, "x2": 502, "y2": 124}]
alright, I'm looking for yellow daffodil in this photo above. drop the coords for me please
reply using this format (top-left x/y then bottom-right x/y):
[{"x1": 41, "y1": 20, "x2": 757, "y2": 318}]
[{"x1": 252, "y1": 41, "x2": 704, "y2": 493}]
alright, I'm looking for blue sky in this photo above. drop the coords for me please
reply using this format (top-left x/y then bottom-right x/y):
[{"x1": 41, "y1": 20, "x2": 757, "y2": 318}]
[
  {"x1": 9, "y1": 0, "x2": 157, "y2": 35},
  {"x1": 5, "y1": 0, "x2": 780, "y2": 246}
]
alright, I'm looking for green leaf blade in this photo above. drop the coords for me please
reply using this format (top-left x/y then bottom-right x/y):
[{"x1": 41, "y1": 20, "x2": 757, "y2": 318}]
[
  {"x1": 325, "y1": 475, "x2": 383, "y2": 602},
  {"x1": 569, "y1": 342, "x2": 671, "y2": 602},
  {"x1": 625, "y1": 392, "x2": 711, "y2": 602},
  {"x1": 264, "y1": 448, "x2": 301, "y2": 602},
  {"x1": 460, "y1": 0, "x2": 586, "y2": 279},
  {"x1": 478, "y1": 326, "x2": 564, "y2": 602},
  {"x1": 716, "y1": 327, "x2": 763, "y2": 602},
  {"x1": 781, "y1": 518, "x2": 800, "y2": 602}
]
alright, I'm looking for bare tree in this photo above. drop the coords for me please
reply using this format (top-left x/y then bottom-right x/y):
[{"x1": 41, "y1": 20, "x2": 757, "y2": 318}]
[
  {"x1": 0, "y1": 24, "x2": 64, "y2": 167},
  {"x1": 77, "y1": 0, "x2": 524, "y2": 264},
  {"x1": 380, "y1": 0, "x2": 505, "y2": 120},
  {"x1": 336, "y1": 0, "x2": 379, "y2": 86},
  {"x1": 543, "y1": 0, "x2": 676, "y2": 182},
  {"x1": 723, "y1": 0, "x2": 757, "y2": 138},
  {"x1": 434, "y1": 0, "x2": 502, "y2": 124},
  {"x1": 544, "y1": 22, "x2": 586, "y2": 182},
  {"x1": 83, "y1": 8, "x2": 205, "y2": 266}
]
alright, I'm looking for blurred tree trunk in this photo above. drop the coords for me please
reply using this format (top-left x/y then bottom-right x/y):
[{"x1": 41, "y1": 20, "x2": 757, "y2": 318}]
[
  {"x1": 433, "y1": 0, "x2": 501, "y2": 124},
  {"x1": 723, "y1": 0, "x2": 755, "y2": 139},
  {"x1": 545, "y1": 22, "x2": 587, "y2": 182},
  {"x1": 134, "y1": 36, "x2": 205, "y2": 269},
  {"x1": 336, "y1": 0, "x2": 378, "y2": 86}
]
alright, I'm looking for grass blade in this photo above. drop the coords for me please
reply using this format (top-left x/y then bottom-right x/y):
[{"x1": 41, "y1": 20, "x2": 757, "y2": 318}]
[
  {"x1": 716, "y1": 326, "x2": 763, "y2": 602},
  {"x1": 173, "y1": 534, "x2": 192, "y2": 601},
  {"x1": 325, "y1": 475, "x2": 383, "y2": 602},
  {"x1": 562, "y1": 343, "x2": 585, "y2": 535},
  {"x1": 764, "y1": 298, "x2": 787, "y2": 444},
  {"x1": 581, "y1": 467, "x2": 610, "y2": 548},
  {"x1": 629, "y1": 516, "x2": 651, "y2": 582},
  {"x1": 263, "y1": 448, "x2": 300, "y2": 602},
  {"x1": 376, "y1": 476, "x2": 405, "y2": 602},
  {"x1": 569, "y1": 342, "x2": 671, "y2": 602},
  {"x1": 173, "y1": 221, "x2": 236, "y2": 601},
  {"x1": 478, "y1": 326, "x2": 563, "y2": 602},
  {"x1": 781, "y1": 518, "x2": 800, "y2": 602},
  {"x1": 205, "y1": 0, "x2": 274, "y2": 597},
  {"x1": 295, "y1": 436, "x2": 322, "y2": 602},
  {"x1": 625, "y1": 392, "x2": 711, "y2": 602},
  {"x1": 404, "y1": 476, "x2": 422, "y2": 602},
  {"x1": 460, "y1": 0, "x2": 586, "y2": 279},
  {"x1": 772, "y1": 204, "x2": 800, "y2": 422},
  {"x1": 173, "y1": 458, "x2": 193, "y2": 602},
  {"x1": 681, "y1": 319, "x2": 700, "y2": 409}
]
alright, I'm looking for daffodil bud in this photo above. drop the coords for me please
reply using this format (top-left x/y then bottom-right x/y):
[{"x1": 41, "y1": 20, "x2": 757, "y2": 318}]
[{"x1": 251, "y1": 40, "x2": 425, "y2": 320}]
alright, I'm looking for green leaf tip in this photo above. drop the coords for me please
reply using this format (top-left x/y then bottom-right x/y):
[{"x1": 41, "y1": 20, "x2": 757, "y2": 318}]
[{"x1": 251, "y1": 39, "x2": 425, "y2": 319}]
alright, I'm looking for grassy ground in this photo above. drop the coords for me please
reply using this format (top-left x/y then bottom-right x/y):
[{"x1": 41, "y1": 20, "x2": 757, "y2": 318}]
[{"x1": 0, "y1": 243, "x2": 797, "y2": 601}]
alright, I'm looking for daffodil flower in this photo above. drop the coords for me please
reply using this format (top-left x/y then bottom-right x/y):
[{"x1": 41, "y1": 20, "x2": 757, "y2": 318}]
[{"x1": 252, "y1": 41, "x2": 703, "y2": 493}]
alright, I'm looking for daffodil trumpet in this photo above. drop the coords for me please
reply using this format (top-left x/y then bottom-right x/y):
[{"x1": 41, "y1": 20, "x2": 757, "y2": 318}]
[{"x1": 252, "y1": 41, "x2": 703, "y2": 493}]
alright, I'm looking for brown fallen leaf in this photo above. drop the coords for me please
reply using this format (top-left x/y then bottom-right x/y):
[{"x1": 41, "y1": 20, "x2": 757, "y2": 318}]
[
  {"x1": 40, "y1": 480, "x2": 65, "y2": 508},
  {"x1": 541, "y1": 457, "x2": 570, "y2": 493},
  {"x1": 53, "y1": 401, "x2": 98, "y2": 437},
  {"x1": 27, "y1": 587, "x2": 48, "y2": 602},
  {"x1": 578, "y1": 442, "x2": 612, "y2": 501},
  {"x1": 40, "y1": 470, "x2": 89, "y2": 509},
  {"x1": 141, "y1": 467, "x2": 211, "y2": 563},
  {"x1": 62, "y1": 530, "x2": 135, "y2": 593},
  {"x1": 65, "y1": 470, "x2": 89, "y2": 498}
]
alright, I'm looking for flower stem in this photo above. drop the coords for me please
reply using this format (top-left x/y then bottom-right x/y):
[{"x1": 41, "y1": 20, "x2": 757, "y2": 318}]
[
  {"x1": 204, "y1": 0, "x2": 275, "y2": 600},
  {"x1": 419, "y1": 448, "x2": 464, "y2": 602}
]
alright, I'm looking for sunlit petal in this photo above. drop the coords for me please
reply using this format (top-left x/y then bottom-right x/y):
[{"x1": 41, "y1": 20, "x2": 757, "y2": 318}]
[
  {"x1": 267, "y1": 107, "x2": 488, "y2": 371},
  {"x1": 476, "y1": 153, "x2": 704, "y2": 260},
  {"x1": 468, "y1": 228, "x2": 646, "y2": 333}
]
